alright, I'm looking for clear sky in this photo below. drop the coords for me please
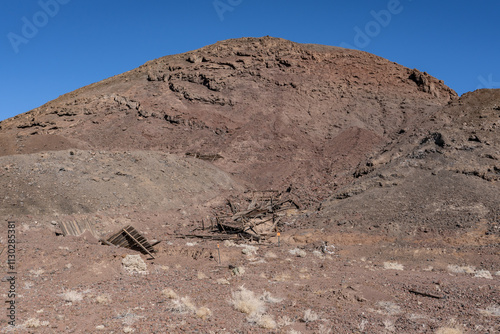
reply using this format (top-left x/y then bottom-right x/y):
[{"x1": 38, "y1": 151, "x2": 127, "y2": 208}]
[{"x1": 1, "y1": 0, "x2": 499, "y2": 121}]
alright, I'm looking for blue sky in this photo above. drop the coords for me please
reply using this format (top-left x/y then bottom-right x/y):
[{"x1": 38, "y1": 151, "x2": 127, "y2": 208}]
[{"x1": 1, "y1": 0, "x2": 499, "y2": 121}]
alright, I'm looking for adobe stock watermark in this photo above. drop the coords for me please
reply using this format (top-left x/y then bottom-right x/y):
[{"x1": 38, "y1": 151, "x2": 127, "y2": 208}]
[
  {"x1": 7, "y1": 0, "x2": 71, "y2": 54},
  {"x1": 340, "y1": 0, "x2": 413, "y2": 50},
  {"x1": 476, "y1": 74, "x2": 500, "y2": 90},
  {"x1": 212, "y1": 0, "x2": 243, "y2": 21},
  {"x1": 6, "y1": 221, "x2": 17, "y2": 327}
]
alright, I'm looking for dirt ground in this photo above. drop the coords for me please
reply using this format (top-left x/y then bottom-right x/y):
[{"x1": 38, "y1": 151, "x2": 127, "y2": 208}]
[{"x1": 0, "y1": 213, "x2": 498, "y2": 333}]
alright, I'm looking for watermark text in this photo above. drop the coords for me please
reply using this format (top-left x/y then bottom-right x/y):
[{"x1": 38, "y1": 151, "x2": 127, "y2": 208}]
[
  {"x1": 212, "y1": 0, "x2": 243, "y2": 21},
  {"x1": 6, "y1": 221, "x2": 16, "y2": 326},
  {"x1": 7, "y1": 0, "x2": 71, "y2": 54}
]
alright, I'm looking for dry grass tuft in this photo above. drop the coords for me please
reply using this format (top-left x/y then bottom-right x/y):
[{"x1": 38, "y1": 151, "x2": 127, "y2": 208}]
[
  {"x1": 260, "y1": 290, "x2": 283, "y2": 303},
  {"x1": 230, "y1": 286, "x2": 266, "y2": 316},
  {"x1": 196, "y1": 306, "x2": 213, "y2": 320},
  {"x1": 162, "y1": 288, "x2": 178, "y2": 299},
  {"x1": 264, "y1": 251, "x2": 278, "y2": 258},
  {"x1": 313, "y1": 250, "x2": 325, "y2": 259},
  {"x1": 447, "y1": 264, "x2": 475, "y2": 274},
  {"x1": 273, "y1": 272, "x2": 291, "y2": 282},
  {"x1": 180, "y1": 296, "x2": 197, "y2": 313},
  {"x1": 376, "y1": 301, "x2": 402, "y2": 315},
  {"x1": 318, "y1": 324, "x2": 332, "y2": 334},
  {"x1": 302, "y1": 309, "x2": 319, "y2": 322},
  {"x1": 216, "y1": 278, "x2": 231, "y2": 285},
  {"x1": 223, "y1": 240, "x2": 237, "y2": 247},
  {"x1": 474, "y1": 270, "x2": 493, "y2": 279},
  {"x1": 231, "y1": 266, "x2": 245, "y2": 276},
  {"x1": 164, "y1": 289, "x2": 211, "y2": 320},
  {"x1": 60, "y1": 290, "x2": 83, "y2": 303},
  {"x1": 23, "y1": 318, "x2": 49, "y2": 328},
  {"x1": 478, "y1": 305, "x2": 500, "y2": 317},
  {"x1": 256, "y1": 314, "x2": 277, "y2": 329},
  {"x1": 95, "y1": 294, "x2": 112, "y2": 305},
  {"x1": 383, "y1": 262, "x2": 404, "y2": 270},
  {"x1": 278, "y1": 315, "x2": 294, "y2": 327},
  {"x1": 289, "y1": 248, "x2": 307, "y2": 257}
]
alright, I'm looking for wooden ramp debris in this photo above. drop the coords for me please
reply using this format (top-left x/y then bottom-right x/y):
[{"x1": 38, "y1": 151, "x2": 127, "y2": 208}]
[
  {"x1": 103, "y1": 225, "x2": 157, "y2": 259},
  {"x1": 59, "y1": 220, "x2": 99, "y2": 239}
]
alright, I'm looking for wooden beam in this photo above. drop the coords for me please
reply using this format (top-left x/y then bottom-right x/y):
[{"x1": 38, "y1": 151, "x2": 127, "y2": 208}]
[{"x1": 122, "y1": 228, "x2": 155, "y2": 259}]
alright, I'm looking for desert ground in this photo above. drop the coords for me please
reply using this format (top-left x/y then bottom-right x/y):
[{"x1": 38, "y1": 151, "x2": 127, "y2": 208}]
[{"x1": 0, "y1": 37, "x2": 498, "y2": 333}]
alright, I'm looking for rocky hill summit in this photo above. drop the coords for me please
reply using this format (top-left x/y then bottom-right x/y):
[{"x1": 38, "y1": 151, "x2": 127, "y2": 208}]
[{"x1": 0, "y1": 37, "x2": 456, "y2": 194}]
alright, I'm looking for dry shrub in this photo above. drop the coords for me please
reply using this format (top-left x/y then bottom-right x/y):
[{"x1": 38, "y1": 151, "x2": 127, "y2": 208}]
[
  {"x1": 278, "y1": 315, "x2": 294, "y2": 327},
  {"x1": 474, "y1": 270, "x2": 493, "y2": 279},
  {"x1": 376, "y1": 301, "x2": 402, "y2": 315},
  {"x1": 60, "y1": 290, "x2": 83, "y2": 303},
  {"x1": 180, "y1": 296, "x2": 197, "y2": 312},
  {"x1": 313, "y1": 250, "x2": 325, "y2": 259},
  {"x1": 162, "y1": 288, "x2": 178, "y2": 299},
  {"x1": 230, "y1": 286, "x2": 283, "y2": 328},
  {"x1": 216, "y1": 278, "x2": 231, "y2": 285},
  {"x1": 164, "y1": 289, "x2": 211, "y2": 320},
  {"x1": 170, "y1": 299, "x2": 189, "y2": 313},
  {"x1": 256, "y1": 314, "x2": 277, "y2": 329},
  {"x1": 447, "y1": 264, "x2": 475, "y2": 274},
  {"x1": 289, "y1": 248, "x2": 306, "y2": 257},
  {"x1": 95, "y1": 294, "x2": 112, "y2": 305},
  {"x1": 230, "y1": 286, "x2": 266, "y2": 316},
  {"x1": 478, "y1": 305, "x2": 500, "y2": 317},
  {"x1": 241, "y1": 245, "x2": 259, "y2": 255},
  {"x1": 196, "y1": 306, "x2": 213, "y2": 320},
  {"x1": 264, "y1": 251, "x2": 277, "y2": 258},
  {"x1": 231, "y1": 266, "x2": 245, "y2": 276},
  {"x1": 383, "y1": 262, "x2": 404, "y2": 270},
  {"x1": 23, "y1": 318, "x2": 49, "y2": 328},
  {"x1": 260, "y1": 290, "x2": 283, "y2": 303},
  {"x1": 223, "y1": 240, "x2": 237, "y2": 247},
  {"x1": 302, "y1": 309, "x2": 319, "y2": 322},
  {"x1": 318, "y1": 324, "x2": 332, "y2": 334},
  {"x1": 273, "y1": 272, "x2": 291, "y2": 282}
]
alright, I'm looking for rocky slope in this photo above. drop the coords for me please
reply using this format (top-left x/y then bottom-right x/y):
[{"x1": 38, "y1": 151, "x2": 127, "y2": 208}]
[{"x1": 0, "y1": 37, "x2": 456, "y2": 197}]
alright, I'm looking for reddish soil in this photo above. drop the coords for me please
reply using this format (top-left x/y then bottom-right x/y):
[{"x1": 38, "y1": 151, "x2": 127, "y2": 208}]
[{"x1": 0, "y1": 37, "x2": 498, "y2": 333}]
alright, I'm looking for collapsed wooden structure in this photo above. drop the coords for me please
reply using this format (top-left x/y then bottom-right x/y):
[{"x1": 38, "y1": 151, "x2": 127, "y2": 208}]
[
  {"x1": 180, "y1": 190, "x2": 300, "y2": 242},
  {"x1": 59, "y1": 220, "x2": 99, "y2": 238},
  {"x1": 102, "y1": 225, "x2": 158, "y2": 259}
]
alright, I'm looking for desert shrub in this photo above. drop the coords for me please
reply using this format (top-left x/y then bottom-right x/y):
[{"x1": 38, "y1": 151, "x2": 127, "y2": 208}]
[
  {"x1": 230, "y1": 286, "x2": 266, "y2": 316},
  {"x1": 302, "y1": 309, "x2": 319, "y2": 322},
  {"x1": 60, "y1": 290, "x2": 83, "y2": 303},
  {"x1": 289, "y1": 248, "x2": 307, "y2": 257}
]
